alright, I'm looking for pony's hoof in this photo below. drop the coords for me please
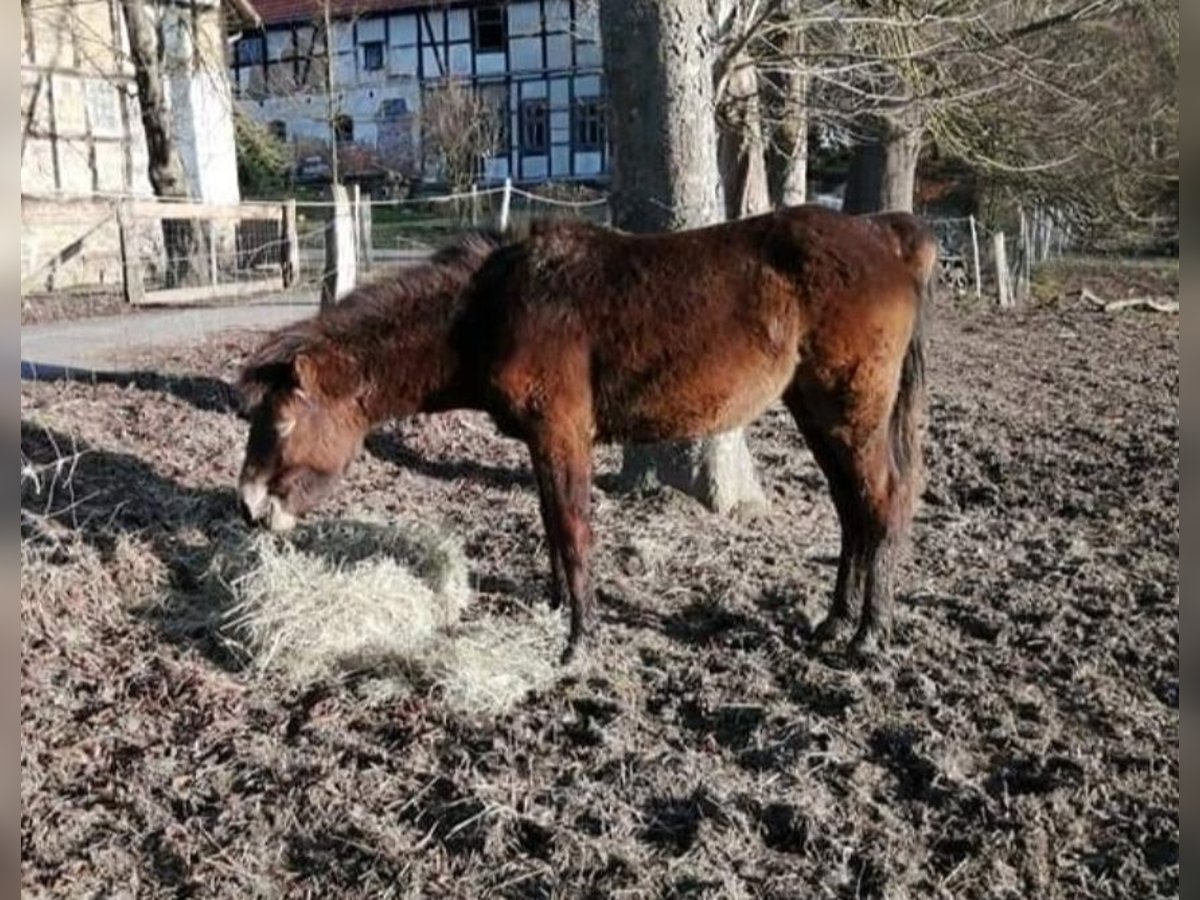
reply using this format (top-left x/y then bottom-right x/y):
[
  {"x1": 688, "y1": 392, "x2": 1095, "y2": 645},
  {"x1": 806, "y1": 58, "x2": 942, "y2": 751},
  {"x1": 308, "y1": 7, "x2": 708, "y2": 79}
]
[
  {"x1": 847, "y1": 630, "x2": 885, "y2": 663},
  {"x1": 560, "y1": 643, "x2": 581, "y2": 666},
  {"x1": 548, "y1": 592, "x2": 563, "y2": 611},
  {"x1": 811, "y1": 614, "x2": 850, "y2": 644}
]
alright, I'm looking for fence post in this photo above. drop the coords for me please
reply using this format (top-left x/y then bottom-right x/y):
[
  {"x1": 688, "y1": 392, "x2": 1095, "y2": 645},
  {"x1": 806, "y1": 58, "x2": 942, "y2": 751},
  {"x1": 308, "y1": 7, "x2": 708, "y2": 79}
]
[
  {"x1": 281, "y1": 199, "x2": 298, "y2": 289},
  {"x1": 1017, "y1": 206, "x2": 1031, "y2": 302},
  {"x1": 993, "y1": 230, "x2": 1012, "y2": 309},
  {"x1": 968, "y1": 214, "x2": 982, "y2": 299},
  {"x1": 208, "y1": 223, "x2": 219, "y2": 287},
  {"x1": 322, "y1": 183, "x2": 357, "y2": 309},
  {"x1": 116, "y1": 201, "x2": 145, "y2": 305},
  {"x1": 471, "y1": 183, "x2": 478, "y2": 227},
  {"x1": 353, "y1": 184, "x2": 373, "y2": 274},
  {"x1": 498, "y1": 176, "x2": 512, "y2": 232},
  {"x1": 363, "y1": 195, "x2": 373, "y2": 273}
]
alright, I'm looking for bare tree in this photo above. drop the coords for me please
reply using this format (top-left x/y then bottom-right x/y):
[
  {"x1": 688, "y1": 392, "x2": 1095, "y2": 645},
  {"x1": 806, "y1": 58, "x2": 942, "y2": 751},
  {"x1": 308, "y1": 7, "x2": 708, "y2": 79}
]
[
  {"x1": 714, "y1": 1, "x2": 772, "y2": 218},
  {"x1": 760, "y1": 7, "x2": 810, "y2": 206},
  {"x1": 119, "y1": 0, "x2": 205, "y2": 286},
  {"x1": 420, "y1": 77, "x2": 502, "y2": 198},
  {"x1": 602, "y1": 0, "x2": 768, "y2": 517},
  {"x1": 711, "y1": 0, "x2": 1172, "y2": 225},
  {"x1": 931, "y1": 0, "x2": 1178, "y2": 247}
]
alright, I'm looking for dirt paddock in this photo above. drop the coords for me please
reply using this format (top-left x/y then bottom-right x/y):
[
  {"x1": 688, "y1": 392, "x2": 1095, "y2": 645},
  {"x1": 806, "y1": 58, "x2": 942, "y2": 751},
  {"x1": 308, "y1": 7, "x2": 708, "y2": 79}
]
[{"x1": 21, "y1": 280, "x2": 1177, "y2": 897}]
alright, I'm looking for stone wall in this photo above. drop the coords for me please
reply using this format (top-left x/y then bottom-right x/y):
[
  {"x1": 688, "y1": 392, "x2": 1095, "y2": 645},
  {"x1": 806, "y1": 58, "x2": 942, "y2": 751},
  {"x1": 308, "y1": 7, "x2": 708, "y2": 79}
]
[{"x1": 21, "y1": 199, "x2": 124, "y2": 294}]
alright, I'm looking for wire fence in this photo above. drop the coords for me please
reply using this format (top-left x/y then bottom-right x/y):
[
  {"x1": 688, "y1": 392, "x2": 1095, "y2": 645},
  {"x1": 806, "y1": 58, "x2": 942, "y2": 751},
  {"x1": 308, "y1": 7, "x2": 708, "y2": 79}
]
[
  {"x1": 928, "y1": 205, "x2": 1074, "y2": 305},
  {"x1": 21, "y1": 182, "x2": 1071, "y2": 312}
]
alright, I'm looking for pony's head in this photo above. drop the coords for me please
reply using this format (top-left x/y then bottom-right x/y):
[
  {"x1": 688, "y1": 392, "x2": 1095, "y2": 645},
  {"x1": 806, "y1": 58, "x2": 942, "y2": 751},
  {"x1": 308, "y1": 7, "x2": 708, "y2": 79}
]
[{"x1": 235, "y1": 329, "x2": 368, "y2": 531}]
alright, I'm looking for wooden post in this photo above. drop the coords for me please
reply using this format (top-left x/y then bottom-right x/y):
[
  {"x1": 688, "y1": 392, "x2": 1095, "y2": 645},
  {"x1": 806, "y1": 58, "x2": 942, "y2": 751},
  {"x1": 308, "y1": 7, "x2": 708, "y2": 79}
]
[
  {"x1": 470, "y1": 183, "x2": 478, "y2": 226},
  {"x1": 353, "y1": 184, "x2": 373, "y2": 274},
  {"x1": 1017, "y1": 206, "x2": 1031, "y2": 302},
  {"x1": 281, "y1": 199, "x2": 298, "y2": 289},
  {"x1": 968, "y1": 214, "x2": 982, "y2": 299},
  {"x1": 993, "y1": 230, "x2": 1012, "y2": 309},
  {"x1": 498, "y1": 176, "x2": 512, "y2": 232},
  {"x1": 116, "y1": 201, "x2": 145, "y2": 305},
  {"x1": 208, "y1": 222, "x2": 219, "y2": 287},
  {"x1": 351, "y1": 183, "x2": 361, "y2": 273},
  {"x1": 322, "y1": 183, "x2": 357, "y2": 309}
]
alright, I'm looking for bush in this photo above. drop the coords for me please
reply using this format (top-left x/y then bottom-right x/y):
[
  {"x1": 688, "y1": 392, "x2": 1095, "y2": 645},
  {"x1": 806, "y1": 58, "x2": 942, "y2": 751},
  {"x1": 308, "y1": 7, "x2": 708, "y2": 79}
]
[{"x1": 234, "y1": 110, "x2": 290, "y2": 198}]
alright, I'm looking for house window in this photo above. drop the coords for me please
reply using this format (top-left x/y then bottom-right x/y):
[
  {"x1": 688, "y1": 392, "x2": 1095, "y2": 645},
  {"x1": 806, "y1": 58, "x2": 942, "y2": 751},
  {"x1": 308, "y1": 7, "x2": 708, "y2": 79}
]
[
  {"x1": 519, "y1": 99, "x2": 547, "y2": 154},
  {"x1": 84, "y1": 80, "x2": 120, "y2": 136},
  {"x1": 236, "y1": 34, "x2": 264, "y2": 65},
  {"x1": 269, "y1": 120, "x2": 287, "y2": 142},
  {"x1": 480, "y1": 83, "x2": 509, "y2": 153},
  {"x1": 474, "y1": 6, "x2": 506, "y2": 53},
  {"x1": 334, "y1": 114, "x2": 354, "y2": 144},
  {"x1": 362, "y1": 41, "x2": 384, "y2": 71},
  {"x1": 572, "y1": 98, "x2": 604, "y2": 151},
  {"x1": 380, "y1": 98, "x2": 408, "y2": 118}
]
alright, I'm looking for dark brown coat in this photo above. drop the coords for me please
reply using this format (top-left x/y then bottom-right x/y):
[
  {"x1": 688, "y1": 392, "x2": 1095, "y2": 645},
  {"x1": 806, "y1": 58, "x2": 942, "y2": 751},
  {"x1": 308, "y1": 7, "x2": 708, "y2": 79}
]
[{"x1": 237, "y1": 205, "x2": 935, "y2": 662}]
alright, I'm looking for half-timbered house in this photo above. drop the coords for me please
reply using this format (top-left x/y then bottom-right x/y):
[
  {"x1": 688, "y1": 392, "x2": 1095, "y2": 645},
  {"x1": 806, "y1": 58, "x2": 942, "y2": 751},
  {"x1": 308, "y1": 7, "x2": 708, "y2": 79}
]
[{"x1": 230, "y1": 0, "x2": 608, "y2": 185}]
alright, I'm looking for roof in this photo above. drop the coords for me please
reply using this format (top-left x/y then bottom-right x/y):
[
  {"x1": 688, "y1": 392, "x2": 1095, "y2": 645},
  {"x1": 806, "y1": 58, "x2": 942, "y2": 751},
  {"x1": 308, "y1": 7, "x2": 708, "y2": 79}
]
[
  {"x1": 252, "y1": 0, "x2": 439, "y2": 26},
  {"x1": 224, "y1": 0, "x2": 263, "y2": 27}
]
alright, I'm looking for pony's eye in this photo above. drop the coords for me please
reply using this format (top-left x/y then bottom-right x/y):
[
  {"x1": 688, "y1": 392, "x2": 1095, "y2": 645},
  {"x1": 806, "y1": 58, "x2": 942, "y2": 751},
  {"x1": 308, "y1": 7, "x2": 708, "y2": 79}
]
[{"x1": 276, "y1": 418, "x2": 296, "y2": 437}]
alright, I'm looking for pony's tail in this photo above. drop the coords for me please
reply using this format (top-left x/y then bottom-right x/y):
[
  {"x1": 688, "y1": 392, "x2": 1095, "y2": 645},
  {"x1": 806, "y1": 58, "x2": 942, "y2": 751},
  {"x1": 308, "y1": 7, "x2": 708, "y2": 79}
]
[{"x1": 888, "y1": 251, "x2": 933, "y2": 527}]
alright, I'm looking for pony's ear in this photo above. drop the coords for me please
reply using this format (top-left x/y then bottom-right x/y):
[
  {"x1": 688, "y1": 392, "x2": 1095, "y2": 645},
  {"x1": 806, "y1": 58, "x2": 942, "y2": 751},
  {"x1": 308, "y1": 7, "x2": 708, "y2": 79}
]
[
  {"x1": 238, "y1": 326, "x2": 313, "y2": 410},
  {"x1": 236, "y1": 361, "x2": 297, "y2": 412}
]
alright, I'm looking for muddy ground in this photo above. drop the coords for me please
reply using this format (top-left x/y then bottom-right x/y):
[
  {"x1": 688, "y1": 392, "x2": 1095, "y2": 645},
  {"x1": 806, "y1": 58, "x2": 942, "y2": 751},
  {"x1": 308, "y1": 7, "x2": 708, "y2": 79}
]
[{"x1": 21, "y1": 277, "x2": 1177, "y2": 898}]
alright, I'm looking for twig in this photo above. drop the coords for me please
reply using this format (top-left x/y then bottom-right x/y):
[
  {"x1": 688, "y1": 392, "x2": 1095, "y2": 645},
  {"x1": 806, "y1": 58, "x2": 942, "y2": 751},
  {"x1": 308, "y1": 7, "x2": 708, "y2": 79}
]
[{"x1": 1079, "y1": 287, "x2": 1178, "y2": 313}]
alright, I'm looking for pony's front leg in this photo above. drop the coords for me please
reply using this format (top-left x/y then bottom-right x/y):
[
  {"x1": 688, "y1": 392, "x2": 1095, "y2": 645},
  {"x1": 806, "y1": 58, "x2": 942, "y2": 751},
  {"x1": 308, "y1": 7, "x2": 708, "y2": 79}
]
[{"x1": 529, "y1": 427, "x2": 595, "y2": 664}]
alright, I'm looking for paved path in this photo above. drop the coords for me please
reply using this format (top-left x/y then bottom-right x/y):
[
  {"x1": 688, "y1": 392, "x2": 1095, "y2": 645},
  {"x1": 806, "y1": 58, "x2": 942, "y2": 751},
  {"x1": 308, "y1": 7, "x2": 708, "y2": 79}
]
[
  {"x1": 21, "y1": 251, "x2": 442, "y2": 376},
  {"x1": 21, "y1": 294, "x2": 321, "y2": 376}
]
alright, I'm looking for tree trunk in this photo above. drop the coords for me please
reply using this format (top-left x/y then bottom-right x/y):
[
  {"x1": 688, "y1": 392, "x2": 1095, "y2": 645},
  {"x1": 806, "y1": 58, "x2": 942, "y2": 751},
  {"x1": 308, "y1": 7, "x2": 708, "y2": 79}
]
[
  {"x1": 600, "y1": 0, "x2": 722, "y2": 230},
  {"x1": 842, "y1": 113, "x2": 923, "y2": 214},
  {"x1": 764, "y1": 23, "x2": 809, "y2": 207},
  {"x1": 119, "y1": 0, "x2": 204, "y2": 287},
  {"x1": 323, "y1": 0, "x2": 340, "y2": 185},
  {"x1": 717, "y1": 52, "x2": 770, "y2": 220},
  {"x1": 601, "y1": 0, "x2": 767, "y2": 517}
]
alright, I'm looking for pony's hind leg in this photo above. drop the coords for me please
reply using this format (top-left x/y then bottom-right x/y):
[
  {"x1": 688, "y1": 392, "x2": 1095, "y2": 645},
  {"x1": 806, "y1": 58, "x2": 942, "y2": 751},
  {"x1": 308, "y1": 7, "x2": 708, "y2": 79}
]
[
  {"x1": 785, "y1": 392, "x2": 866, "y2": 642},
  {"x1": 846, "y1": 439, "x2": 907, "y2": 659},
  {"x1": 528, "y1": 424, "x2": 596, "y2": 663}
]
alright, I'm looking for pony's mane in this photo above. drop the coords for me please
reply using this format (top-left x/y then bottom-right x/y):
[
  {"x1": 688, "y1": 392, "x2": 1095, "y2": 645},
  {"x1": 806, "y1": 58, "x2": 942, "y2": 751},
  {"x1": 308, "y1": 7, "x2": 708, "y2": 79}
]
[{"x1": 238, "y1": 229, "x2": 508, "y2": 400}]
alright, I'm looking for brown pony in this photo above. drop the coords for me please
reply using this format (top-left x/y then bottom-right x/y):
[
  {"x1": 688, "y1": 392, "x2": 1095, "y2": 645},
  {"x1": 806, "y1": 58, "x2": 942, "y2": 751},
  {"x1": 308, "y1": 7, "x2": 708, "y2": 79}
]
[{"x1": 236, "y1": 205, "x2": 935, "y2": 663}]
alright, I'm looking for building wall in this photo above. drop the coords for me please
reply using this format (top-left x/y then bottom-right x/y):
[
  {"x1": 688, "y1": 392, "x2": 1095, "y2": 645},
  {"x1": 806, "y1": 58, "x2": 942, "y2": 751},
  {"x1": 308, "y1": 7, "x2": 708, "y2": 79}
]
[
  {"x1": 163, "y1": 1, "x2": 242, "y2": 205},
  {"x1": 232, "y1": 0, "x2": 608, "y2": 185},
  {"x1": 22, "y1": 0, "x2": 149, "y2": 290},
  {"x1": 21, "y1": 0, "x2": 242, "y2": 291},
  {"x1": 21, "y1": 0, "x2": 152, "y2": 200}
]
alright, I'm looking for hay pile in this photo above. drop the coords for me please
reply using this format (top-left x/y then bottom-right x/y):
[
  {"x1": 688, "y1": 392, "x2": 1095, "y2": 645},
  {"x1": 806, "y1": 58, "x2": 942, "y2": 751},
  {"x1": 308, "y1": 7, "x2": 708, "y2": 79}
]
[{"x1": 204, "y1": 518, "x2": 559, "y2": 713}]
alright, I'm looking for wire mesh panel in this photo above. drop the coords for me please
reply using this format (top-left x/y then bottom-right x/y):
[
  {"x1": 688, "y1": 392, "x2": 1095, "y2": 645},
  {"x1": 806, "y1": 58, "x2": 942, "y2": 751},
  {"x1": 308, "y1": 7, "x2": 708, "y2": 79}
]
[
  {"x1": 120, "y1": 201, "x2": 292, "y2": 305},
  {"x1": 236, "y1": 218, "x2": 283, "y2": 274}
]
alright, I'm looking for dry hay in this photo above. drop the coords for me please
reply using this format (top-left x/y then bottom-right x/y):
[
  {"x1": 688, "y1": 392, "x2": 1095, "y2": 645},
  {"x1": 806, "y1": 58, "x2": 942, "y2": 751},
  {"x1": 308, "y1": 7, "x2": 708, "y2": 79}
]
[
  {"x1": 202, "y1": 518, "x2": 559, "y2": 714},
  {"x1": 421, "y1": 610, "x2": 560, "y2": 715}
]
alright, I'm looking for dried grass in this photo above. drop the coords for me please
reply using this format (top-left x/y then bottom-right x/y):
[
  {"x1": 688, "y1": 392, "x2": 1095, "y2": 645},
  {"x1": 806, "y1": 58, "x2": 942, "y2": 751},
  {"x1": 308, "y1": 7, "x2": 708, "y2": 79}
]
[
  {"x1": 202, "y1": 518, "x2": 559, "y2": 713},
  {"x1": 207, "y1": 519, "x2": 470, "y2": 680},
  {"x1": 422, "y1": 609, "x2": 561, "y2": 715}
]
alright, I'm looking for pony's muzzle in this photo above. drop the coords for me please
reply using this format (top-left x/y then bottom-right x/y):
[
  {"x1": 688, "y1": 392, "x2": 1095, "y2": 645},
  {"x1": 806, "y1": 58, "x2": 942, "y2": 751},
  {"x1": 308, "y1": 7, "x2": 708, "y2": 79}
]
[
  {"x1": 238, "y1": 479, "x2": 268, "y2": 525},
  {"x1": 238, "y1": 496, "x2": 258, "y2": 527},
  {"x1": 238, "y1": 479, "x2": 298, "y2": 532}
]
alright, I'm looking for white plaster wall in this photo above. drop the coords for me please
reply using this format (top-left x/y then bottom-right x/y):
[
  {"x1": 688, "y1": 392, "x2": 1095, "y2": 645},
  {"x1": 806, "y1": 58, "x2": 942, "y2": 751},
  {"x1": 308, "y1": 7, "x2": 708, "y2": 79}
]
[{"x1": 161, "y1": 3, "x2": 240, "y2": 204}]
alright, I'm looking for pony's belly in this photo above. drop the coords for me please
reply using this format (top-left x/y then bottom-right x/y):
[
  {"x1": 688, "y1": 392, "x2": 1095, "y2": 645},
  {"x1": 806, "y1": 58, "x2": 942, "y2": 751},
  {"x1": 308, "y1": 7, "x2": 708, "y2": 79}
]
[
  {"x1": 601, "y1": 350, "x2": 797, "y2": 442},
  {"x1": 709, "y1": 363, "x2": 796, "y2": 431}
]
